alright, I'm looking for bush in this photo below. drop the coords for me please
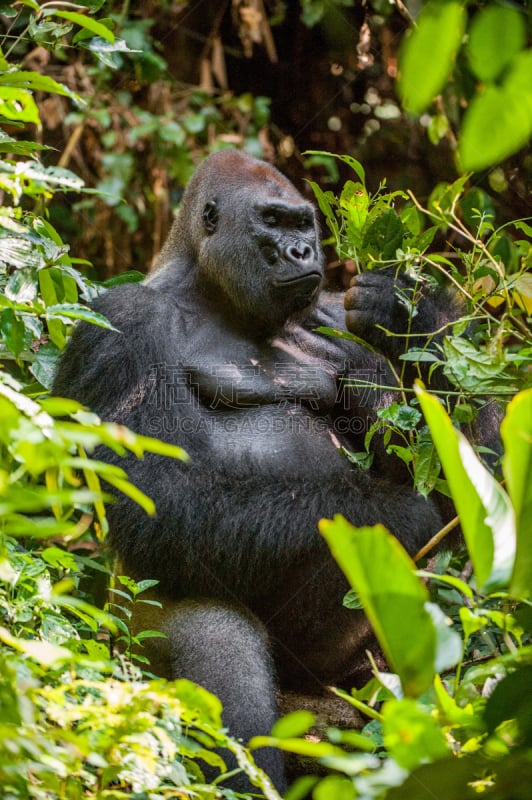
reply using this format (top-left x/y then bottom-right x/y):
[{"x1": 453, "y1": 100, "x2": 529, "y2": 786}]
[{"x1": 0, "y1": 5, "x2": 279, "y2": 797}]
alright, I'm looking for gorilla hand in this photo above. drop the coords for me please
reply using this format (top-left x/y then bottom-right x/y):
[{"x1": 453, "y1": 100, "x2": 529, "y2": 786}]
[{"x1": 344, "y1": 269, "x2": 425, "y2": 360}]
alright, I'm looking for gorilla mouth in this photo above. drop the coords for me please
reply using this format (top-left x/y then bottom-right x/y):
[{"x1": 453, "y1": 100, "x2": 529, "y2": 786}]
[{"x1": 271, "y1": 272, "x2": 322, "y2": 289}]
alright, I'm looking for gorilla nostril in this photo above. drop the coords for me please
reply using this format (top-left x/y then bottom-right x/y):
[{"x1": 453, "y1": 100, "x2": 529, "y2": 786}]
[{"x1": 287, "y1": 244, "x2": 313, "y2": 263}]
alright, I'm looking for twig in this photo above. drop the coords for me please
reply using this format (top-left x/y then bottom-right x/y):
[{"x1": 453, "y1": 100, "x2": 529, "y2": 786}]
[{"x1": 414, "y1": 515, "x2": 460, "y2": 561}]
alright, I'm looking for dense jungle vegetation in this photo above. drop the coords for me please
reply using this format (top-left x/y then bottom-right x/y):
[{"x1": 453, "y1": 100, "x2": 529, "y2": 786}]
[{"x1": 0, "y1": 1, "x2": 531, "y2": 798}]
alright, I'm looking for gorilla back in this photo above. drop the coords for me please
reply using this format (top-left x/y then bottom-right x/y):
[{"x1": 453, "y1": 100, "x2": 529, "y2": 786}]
[{"x1": 54, "y1": 150, "x2": 447, "y2": 792}]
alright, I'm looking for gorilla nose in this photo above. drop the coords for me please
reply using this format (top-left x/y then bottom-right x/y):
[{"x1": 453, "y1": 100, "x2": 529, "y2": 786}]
[{"x1": 285, "y1": 244, "x2": 314, "y2": 265}]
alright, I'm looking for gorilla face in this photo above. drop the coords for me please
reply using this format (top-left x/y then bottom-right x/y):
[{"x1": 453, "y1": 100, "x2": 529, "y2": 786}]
[{"x1": 190, "y1": 152, "x2": 325, "y2": 333}]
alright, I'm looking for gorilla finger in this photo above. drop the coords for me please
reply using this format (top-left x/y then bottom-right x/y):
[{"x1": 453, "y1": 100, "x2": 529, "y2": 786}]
[{"x1": 345, "y1": 309, "x2": 374, "y2": 333}]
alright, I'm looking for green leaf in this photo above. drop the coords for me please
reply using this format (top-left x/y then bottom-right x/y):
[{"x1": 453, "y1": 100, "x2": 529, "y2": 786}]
[
  {"x1": 362, "y1": 208, "x2": 404, "y2": 261},
  {"x1": 0, "y1": 625, "x2": 73, "y2": 666},
  {"x1": 308, "y1": 181, "x2": 340, "y2": 244},
  {"x1": 304, "y1": 150, "x2": 365, "y2": 183},
  {"x1": 341, "y1": 180, "x2": 369, "y2": 240},
  {"x1": 416, "y1": 386, "x2": 515, "y2": 591},
  {"x1": 0, "y1": 87, "x2": 40, "y2": 124},
  {"x1": 425, "y1": 602, "x2": 461, "y2": 672},
  {"x1": 0, "y1": 130, "x2": 48, "y2": 155},
  {"x1": 459, "y1": 85, "x2": 532, "y2": 172},
  {"x1": 0, "y1": 307, "x2": 25, "y2": 356},
  {"x1": 398, "y1": 1, "x2": 466, "y2": 114},
  {"x1": 31, "y1": 341, "x2": 62, "y2": 389},
  {"x1": 103, "y1": 474, "x2": 155, "y2": 516},
  {"x1": 0, "y1": 70, "x2": 83, "y2": 106},
  {"x1": 45, "y1": 303, "x2": 117, "y2": 329},
  {"x1": 319, "y1": 516, "x2": 436, "y2": 696},
  {"x1": 382, "y1": 698, "x2": 449, "y2": 770},
  {"x1": 503, "y1": 389, "x2": 532, "y2": 598},
  {"x1": 46, "y1": 10, "x2": 115, "y2": 43},
  {"x1": 250, "y1": 734, "x2": 346, "y2": 760},
  {"x1": 386, "y1": 750, "x2": 532, "y2": 800},
  {"x1": 42, "y1": 546, "x2": 79, "y2": 572},
  {"x1": 467, "y1": 5, "x2": 525, "y2": 83},
  {"x1": 271, "y1": 710, "x2": 315, "y2": 739},
  {"x1": 484, "y1": 665, "x2": 532, "y2": 742}
]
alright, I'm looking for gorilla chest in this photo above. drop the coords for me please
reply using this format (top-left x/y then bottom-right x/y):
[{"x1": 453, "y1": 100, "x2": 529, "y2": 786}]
[
  {"x1": 185, "y1": 331, "x2": 345, "y2": 474},
  {"x1": 189, "y1": 332, "x2": 338, "y2": 412}
]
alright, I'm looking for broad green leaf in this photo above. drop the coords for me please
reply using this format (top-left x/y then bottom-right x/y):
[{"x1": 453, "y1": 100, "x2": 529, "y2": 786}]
[
  {"x1": 0, "y1": 307, "x2": 25, "y2": 356},
  {"x1": 308, "y1": 180, "x2": 340, "y2": 243},
  {"x1": 0, "y1": 625, "x2": 72, "y2": 666},
  {"x1": 0, "y1": 70, "x2": 83, "y2": 106},
  {"x1": 362, "y1": 208, "x2": 404, "y2": 262},
  {"x1": 305, "y1": 150, "x2": 365, "y2": 183},
  {"x1": 398, "y1": 1, "x2": 466, "y2": 114},
  {"x1": 502, "y1": 390, "x2": 532, "y2": 598},
  {"x1": 386, "y1": 750, "x2": 532, "y2": 800},
  {"x1": 30, "y1": 341, "x2": 62, "y2": 389},
  {"x1": 46, "y1": 10, "x2": 115, "y2": 43},
  {"x1": 45, "y1": 303, "x2": 117, "y2": 329},
  {"x1": 0, "y1": 130, "x2": 48, "y2": 154},
  {"x1": 460, "y1": 85, "x2": 532, "y2": 172},
  {"x1": 341, "y1": 180, "x2": 369, "y2": 238},
  {"x1": 320, "y1": 516, "x2": 436, "y2": 696},
  {"x1": 424, "y1": 602, "x2": 462, "y2": 672},
  {"x1": 416, "y1": 387, "x2": 515, "y2": 590},
  {"x1": 250, "y1": 734, "x2": 347, "y2": 760},
  {"x1": 0, "y1": 87, "x2": 40, "y2": 124},
  {"x1": 271, "y1": 710, "x2": 315, "y2": 739},
  {"x1": 382, "y1": 698, "x2": 449, "y2": 770},
  {"x1": 484, "y1": 665, "x2": 532, "y2": 740},
  {"x1": 42, "y1": 546, "x2": 79, "y2": 571},
  {"x1": 467, "y1": 5, "x2": 525, "y2": 82}
]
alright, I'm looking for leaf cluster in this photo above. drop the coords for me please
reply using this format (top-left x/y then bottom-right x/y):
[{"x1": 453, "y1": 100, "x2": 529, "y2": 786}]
[
  {"x1": 257, "y1": 392, "x2": 532, "y2": 800},
  {"x1": 0, "y1": 5, "x2": 278, "y2": 798},
  {"x1": 309, "y1": 152, "x2": 530, "y2": 498},
  {"x1": 398, "y1": 0, "x2": 532, "y2": 171}
]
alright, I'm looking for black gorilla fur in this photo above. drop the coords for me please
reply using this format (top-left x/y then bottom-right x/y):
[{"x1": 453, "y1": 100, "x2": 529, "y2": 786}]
[{"x1": 54, "y1": 150, "x2": 467, "y2": 792}]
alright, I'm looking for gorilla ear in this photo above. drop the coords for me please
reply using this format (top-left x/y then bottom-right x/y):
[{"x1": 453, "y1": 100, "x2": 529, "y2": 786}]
[{"x1": 202, "y1": 200, "x2": 219, "y2": 233}]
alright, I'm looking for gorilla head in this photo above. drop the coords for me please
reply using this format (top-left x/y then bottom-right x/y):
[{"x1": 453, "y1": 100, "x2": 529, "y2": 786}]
[{"x1": 157, "y1": 150, "x2": 325, "y2": 334}]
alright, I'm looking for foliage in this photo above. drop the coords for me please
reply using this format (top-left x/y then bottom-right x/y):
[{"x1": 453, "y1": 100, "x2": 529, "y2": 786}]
[
  {"x1": 1, "y1": 1, "x2": 531, "y2": 799},
  {"x1": 0, "y1": 4, "x2": 280, "y2": 798},
  {"x1": 308, "y1": 151, "x2": 531, "y2": 495},
  {"x1": 397, "y1": 0, "x2": 532, "y2": 171},
  {"x1": 1, "y1": 0, "x2": 271, "y2": 277},
  {"x1": 253, "y1": 391, "x2": 532, "y2": 800}
]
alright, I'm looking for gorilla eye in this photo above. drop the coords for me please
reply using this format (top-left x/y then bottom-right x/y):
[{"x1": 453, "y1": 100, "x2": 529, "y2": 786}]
[
  {"x1": 262, "y1": 211, "x2": 279, "y2": 227},
  {"x1": 298, "y1": 216, "x2": 313, "y2": 231},
  {"x1": 202, "y1": 200, "x2": 219, "y2": 233}
]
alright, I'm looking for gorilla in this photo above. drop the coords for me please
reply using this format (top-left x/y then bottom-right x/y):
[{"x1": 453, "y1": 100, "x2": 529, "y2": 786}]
[{"x1": 54, "y1": 150, "x2": 462, "y2": 792}]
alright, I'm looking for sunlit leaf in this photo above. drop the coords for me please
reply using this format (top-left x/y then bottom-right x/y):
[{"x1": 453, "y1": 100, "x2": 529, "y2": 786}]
[
  {"x1": 46, "y1": 10, "x2": 115, "y2": 43},
  {"x1": 271, "y1": 710, "x2": 315, "y2": 739},
  {"x1": 467, "y1": 5, "x2": 525, "y2": 82},
  {"x1": 0, "y1": 86, "x2": 40, "y2": 124},
  {"x1": 416, "y1": 386, "x2": 515, "y2": 590},
  {"x1": 460, "y1": 85, "x2": 532, "y2": 172},
  {"x1": 382, "y1": 698, "x2": 449, "y2": 770},
  {"x1": 502, "y1": 390, "x2": 532, "y2": 598},
  {"x1": 320, "y1": 516, "x2": 436, "y2": 696},
  {"x1": 45, "y1": 303, "x2": 117, "y2": 329},
  {"x1": 398, "y1": 1, "x2": 466, "y2": 114}
]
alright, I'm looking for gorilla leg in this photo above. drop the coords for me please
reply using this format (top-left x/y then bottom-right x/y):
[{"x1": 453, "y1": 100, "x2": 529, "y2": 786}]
[{"x1": 130, "y1": 596, "x2": 285, "y2": 792}]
